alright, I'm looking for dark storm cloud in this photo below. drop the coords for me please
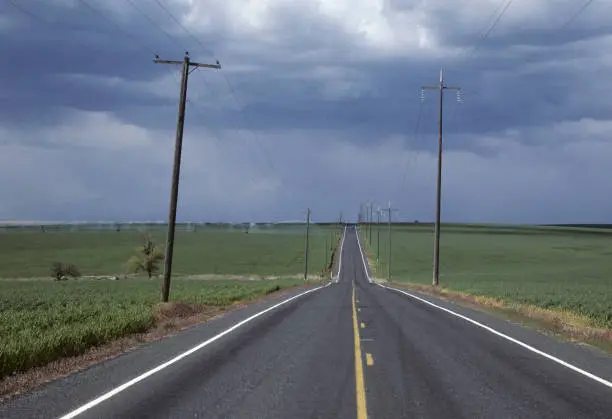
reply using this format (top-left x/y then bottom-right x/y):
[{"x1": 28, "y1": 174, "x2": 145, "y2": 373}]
[
  {"x1": 1, "y1": 0, "x2": 612, "y2": 223},
  {"x1": 2, "y1": 0, "x2": 606, "y2": 144}
]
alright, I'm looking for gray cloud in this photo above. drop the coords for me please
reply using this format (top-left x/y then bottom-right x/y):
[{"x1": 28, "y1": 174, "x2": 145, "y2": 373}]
[{"x1": 1, "y1": 0, "x2": 612, "y2": 223}]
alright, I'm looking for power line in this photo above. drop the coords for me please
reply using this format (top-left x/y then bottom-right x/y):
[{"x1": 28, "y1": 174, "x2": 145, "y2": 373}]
[
  {"x1": 481, "y1": 0, "x2": 512, "y2": 34},
  {"x1": 122, "y1": 0, "x2": 220, "y2": 118},
  {"x1": 6, "y1": 0, "x2": 47, "y2": 23},
  {"x1": 219, "y1": 72, "x2": 279, "y2": 175},
  {"x1": 152, "y1": 0, "x2": 214, "y2": 56},
  {"x1": 122, "y1": 0, "x2": 264, "y2": 177},
  {"x1": 400, "y1": 98, "x2": 425, "y2": 190},
  {"x1": 119, "y1": 1, "x2": 226, "y2": 148},
  {"x1": 190, "y1": 69, "x2": 286, "y2": 203},
  {"x1": 152, "y1": 0, "x2": 288, "y2": 204},
  {"x1": 9, "y1": 0, "x2": 157, "y2": 57},
  {"x1": 123, "y1": 0, "x2": 183, "y2": 50},
  {"x1": 77, "y1": 0, "x2": 157, "y2": 56},
  {"x1": 150, "y1": 0, "x2": 279, "y2": 188},
  {"x1": 6, "y1": 0, "x2": 83, "y2": 31},
  {"x1": 446, "y1": 0, "x2": 508, "y2": 65},
  {"x1": 467, "y1": 0, "x2": 516, "y2": 60},
  {"x1": 561, "y1": 0, "x2": 595, "y2": 29}
]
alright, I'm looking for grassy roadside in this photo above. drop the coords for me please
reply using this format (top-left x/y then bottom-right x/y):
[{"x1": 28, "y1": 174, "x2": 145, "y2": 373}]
[
  {"x1": 358, "y1": 223, "x2": 612, "y2": 350},
  {"x1": 0, "y1": 278, "x2": 307, "y2": 380},
  {"x1": 387, "y1": 282, "x2": 612, "y2": 353}
]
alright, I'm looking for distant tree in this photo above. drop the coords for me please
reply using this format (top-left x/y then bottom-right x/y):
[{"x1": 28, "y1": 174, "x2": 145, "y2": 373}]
[
  {"x1": 51, "y1": 262, "x2": 81, "y2": 281},
  {"x1": 127, "y1": 233, "x2": 165, "y2": 279}
]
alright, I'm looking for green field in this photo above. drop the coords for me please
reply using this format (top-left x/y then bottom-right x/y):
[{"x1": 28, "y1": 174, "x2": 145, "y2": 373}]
[
  {"x1": 0, "y1": 224, "x2": 341, "y2": 279},
  {"x1": 362, "y1": 224, "x2": 612, "y2": 328},
  {"x1": 0, "y1": 223, "x2": 342, "y2": 379},
  {"x1": 0, "y1": 278, "x2": 304, "y2": 379}
]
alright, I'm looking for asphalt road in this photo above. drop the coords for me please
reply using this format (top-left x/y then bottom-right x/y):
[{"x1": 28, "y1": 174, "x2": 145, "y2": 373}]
[{"x1": 2, "y1": 226, "x2": 612, "y2": 418}]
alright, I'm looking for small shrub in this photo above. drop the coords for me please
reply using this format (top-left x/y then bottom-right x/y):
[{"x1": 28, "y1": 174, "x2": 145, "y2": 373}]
[
  {"x1": 51, "y1": 262, "x2": 81, "y2": 281},
  {"x1": 127, "y1": 233, "x2": 165, "y2": 279},
  {"x1": 51, "y1": 262, "x2": 65, "y2": 281}
]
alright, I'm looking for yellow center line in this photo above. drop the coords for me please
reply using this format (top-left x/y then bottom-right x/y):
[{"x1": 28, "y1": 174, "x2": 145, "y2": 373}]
[
  {"x1": 366, "y1": 353, "x2": 374, "y2": 366},
  {"x1": 352, "y1": 286, "x2": 368, "y2": 419}
]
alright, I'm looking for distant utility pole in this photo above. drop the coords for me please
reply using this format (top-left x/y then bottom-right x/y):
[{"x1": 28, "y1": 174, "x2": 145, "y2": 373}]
[
  {"x1": 359, "y1": 203, "x2": 364, "y2": 225},
  {"x1": 325, "y1": 233, "x2": 328, "y2": 269},
  {"x1": 304, "y1": 208, "x2": 310, "y2": 281},
  {"x1": 376, "y1": 208, "x2": 382, "y2": 262},
  {"x1": 155, "y1": 53, "x2": 221, "y2": 302},
  {"x1": 383, "y1": 202, "x2": 398, "y2": 282},
  {"x1": 422, "y1": 69, "x2": 461, "y2": 287},
  {"x1": 368, "y1": 202, "x2": 373, "y2": 245}
]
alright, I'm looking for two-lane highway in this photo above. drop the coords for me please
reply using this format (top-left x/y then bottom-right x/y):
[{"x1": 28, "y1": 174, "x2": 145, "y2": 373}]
[{"x1": 2, "y1": 226, "x2": 612, "y2": 418}]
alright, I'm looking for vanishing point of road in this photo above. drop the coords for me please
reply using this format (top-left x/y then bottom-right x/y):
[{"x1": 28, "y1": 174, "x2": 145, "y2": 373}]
[{"x1": 2, "y1": 226, "x2": 612, "y2": 418}]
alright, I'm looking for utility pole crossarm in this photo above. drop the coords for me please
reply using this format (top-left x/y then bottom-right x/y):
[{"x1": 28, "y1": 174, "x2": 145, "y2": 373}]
[
  {"x1": 191, "y1": 62, "x2": 221, "y2": 69},
  {"x1": 154, "y1": 55, "x2": 221, "y2": 70},
  {"x1": 153, "y1": 59, "x2": 183, "y2": 65},
  {"x1": 422, "y1": 85, "x2": 460, "y2": 90}
]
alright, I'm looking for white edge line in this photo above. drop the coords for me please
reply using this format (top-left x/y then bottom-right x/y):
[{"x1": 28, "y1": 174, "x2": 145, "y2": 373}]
[
  {"x1": 59, "y1": 282, "x2": 331, "y2": 419},
  {"x1": 333, "y1": 226, "x2": 347, "y2": 282},
  {"x1": 377, "y1": 283, "x2": 612, "y2": 390},
  {"x1": 355, "y1": 225, "x2": 372, "y2": 283}
]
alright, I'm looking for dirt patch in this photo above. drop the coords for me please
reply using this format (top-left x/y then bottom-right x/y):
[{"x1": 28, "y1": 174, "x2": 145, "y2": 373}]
[
  {"x1": 153, "y1": 302, "x2": 207, "y2": 321},
  {"x1": 387, "y1": 282, "x2": 612, "y2": 352},
  {"x1": 0, "y1": 283, "x2": 314, "y2": 403}
]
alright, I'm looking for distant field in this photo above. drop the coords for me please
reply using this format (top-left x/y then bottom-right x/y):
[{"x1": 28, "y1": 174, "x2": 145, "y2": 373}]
[
  {"x1": 0, "y1": 278, "x2": 304, "y2": 379},
  {"x1": 362, "y1": 224, "x2": 612, "y2": 328},
  {"x1": 0, "y1": 224, "x2": 341, "y2": 279}
]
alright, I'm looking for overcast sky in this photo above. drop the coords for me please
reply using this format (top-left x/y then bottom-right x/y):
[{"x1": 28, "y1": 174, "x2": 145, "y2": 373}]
[{"x1": 1, "y1": 0, "x2": 611, "y2": 223}]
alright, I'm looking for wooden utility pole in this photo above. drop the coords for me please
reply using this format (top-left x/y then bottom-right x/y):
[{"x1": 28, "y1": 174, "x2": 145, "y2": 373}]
[
  {"x1": 422, "y1": 69, "x2": 460, "y2": 287},
  {"x1": 368, "y1": 203, "x2": 373, "y2": 245},
  {"x1": 358, "y1": 203, "x2": 364, "y2": 225},
  {"x1": 325, "y1": 233, "x2": 328, "y2": 269},
  {"x1": 383, "y1": 202, "x2": 398, "y2": 282},
  {"x1": 155, "y1": 53, "x2": 221, "y2": 302},
  {"x1": 376, "y1": 208, "x2": 381, "y2": 262},
  {"x1": 304, "y1": 208, "x2": 310, "y2": 280}
]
